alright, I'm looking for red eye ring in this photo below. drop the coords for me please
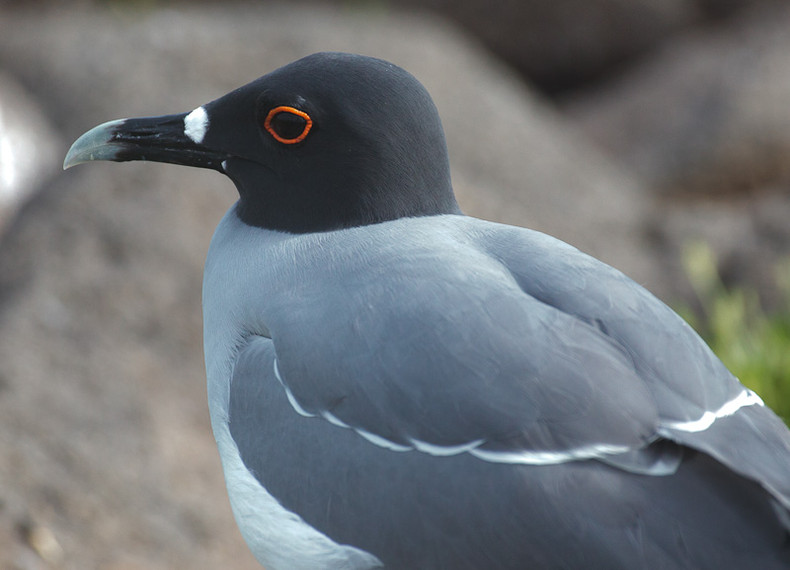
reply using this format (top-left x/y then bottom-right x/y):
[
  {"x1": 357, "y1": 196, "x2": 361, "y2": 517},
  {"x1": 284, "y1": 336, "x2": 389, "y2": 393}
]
[{"x1": 264, "y1": 106, "x2": 313, "y2": 144}]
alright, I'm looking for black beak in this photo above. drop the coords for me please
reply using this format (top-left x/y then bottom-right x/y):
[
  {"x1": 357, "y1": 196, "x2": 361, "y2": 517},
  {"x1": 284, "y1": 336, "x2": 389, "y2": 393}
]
[{"x1": 63, "y1": 111, "x2": 229, "y2": 171}]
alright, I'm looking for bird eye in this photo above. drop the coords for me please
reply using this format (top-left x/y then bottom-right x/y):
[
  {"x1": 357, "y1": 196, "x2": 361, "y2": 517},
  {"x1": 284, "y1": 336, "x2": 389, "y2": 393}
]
[{"x1": 264, "y1": 106, "x2": 313, "y2": 144}]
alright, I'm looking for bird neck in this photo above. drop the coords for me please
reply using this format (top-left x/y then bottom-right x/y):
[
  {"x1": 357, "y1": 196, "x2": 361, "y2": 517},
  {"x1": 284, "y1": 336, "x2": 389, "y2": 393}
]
[{"x1": 230, "y1": 160, "x2": 461, "y2": 233}]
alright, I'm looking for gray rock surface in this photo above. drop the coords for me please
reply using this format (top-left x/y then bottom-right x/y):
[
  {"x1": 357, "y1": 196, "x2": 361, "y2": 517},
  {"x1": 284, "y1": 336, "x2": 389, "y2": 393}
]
[
  {"x1": 392, "y1": 0, "x2": 700, "y2": 93},
  {"x1": 566, "y1": 4, "x2": 790, "y2": 195},
  {"x1": 0, "y1": 4, "x2": 654, "y2": 568},
  {"x1": 342, "y1": 0, "x2": 784, "y2": 95}
]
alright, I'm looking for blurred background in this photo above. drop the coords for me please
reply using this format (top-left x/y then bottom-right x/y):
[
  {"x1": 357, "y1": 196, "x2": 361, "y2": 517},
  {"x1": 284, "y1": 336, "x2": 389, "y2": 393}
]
[{"x1": 0, "y1": 0, "x2": 789, "y2": 568}]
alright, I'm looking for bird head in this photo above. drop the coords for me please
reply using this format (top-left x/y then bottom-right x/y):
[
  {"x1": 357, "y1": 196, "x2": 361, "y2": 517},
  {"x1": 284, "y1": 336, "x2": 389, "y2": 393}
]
[{"x1": 64, "y1": 52, "x2": 459, "y2": 232}]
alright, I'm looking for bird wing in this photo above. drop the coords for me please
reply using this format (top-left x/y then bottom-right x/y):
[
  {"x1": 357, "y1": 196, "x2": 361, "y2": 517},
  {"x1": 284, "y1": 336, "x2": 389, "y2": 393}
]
[
  {"x1": 231, "y1": 215, "x2": 790, "y2": 509},
  {"x1": 223, "y1": 216, "x2": 790, "y2": 567},
  {"x1": 255, "y1": 221, "x2": 667, "y2": 464},
  {"x1": 475, "y1": 221, "x2": 790, "y2": 510}
]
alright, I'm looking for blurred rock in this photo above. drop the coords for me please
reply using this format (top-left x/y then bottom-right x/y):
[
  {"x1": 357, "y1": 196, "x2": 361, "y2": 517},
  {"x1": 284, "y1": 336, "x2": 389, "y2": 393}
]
[
  {"x1": 696, "y1": 0, "x2": 779, "y2": 18},
  {"x1": 393, "y1": 0, "x2": 700, "y2": 95},
  {"x1": 344, "y1": 0, "x2": 783, "y2": 96},
  {"x1": 0, "y1": 3, "x2": 655, "y2": 569},
  {"x1": 1, "y1": 0, "x2": 786, "y2": 99},
  {"x1": 566, "y1": 3, "x2": 790, "y2": 304},
  {"x1": 566, "y1": 4, "x2": 790, "y2": 196},
  {"x1": 0, "y1": 72, "x2": 60, "y2": 234}
]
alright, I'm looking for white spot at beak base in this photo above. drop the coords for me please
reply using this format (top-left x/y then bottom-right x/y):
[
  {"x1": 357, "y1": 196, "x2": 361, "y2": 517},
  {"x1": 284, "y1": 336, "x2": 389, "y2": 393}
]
[{"x1": 184, "y1": 106, "x2": 209, "y2": 144}]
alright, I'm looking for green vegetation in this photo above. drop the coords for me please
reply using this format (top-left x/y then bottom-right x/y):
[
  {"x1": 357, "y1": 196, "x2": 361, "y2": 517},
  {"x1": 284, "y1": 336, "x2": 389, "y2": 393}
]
[{"x1": 678, "y1": 242, "x2": 790, "y2": 425}]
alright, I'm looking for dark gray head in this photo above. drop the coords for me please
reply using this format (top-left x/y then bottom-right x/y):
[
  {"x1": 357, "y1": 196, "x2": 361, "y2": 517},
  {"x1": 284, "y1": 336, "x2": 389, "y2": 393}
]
[{"x1": 64, "y1": 52, "x2": 460, "y2": 232}]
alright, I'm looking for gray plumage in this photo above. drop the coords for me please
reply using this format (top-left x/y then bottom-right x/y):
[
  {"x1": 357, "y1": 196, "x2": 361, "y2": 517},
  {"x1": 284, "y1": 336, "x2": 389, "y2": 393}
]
[{"x1": 207, "y1": 211, "x2": 790, "y2": 569}]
